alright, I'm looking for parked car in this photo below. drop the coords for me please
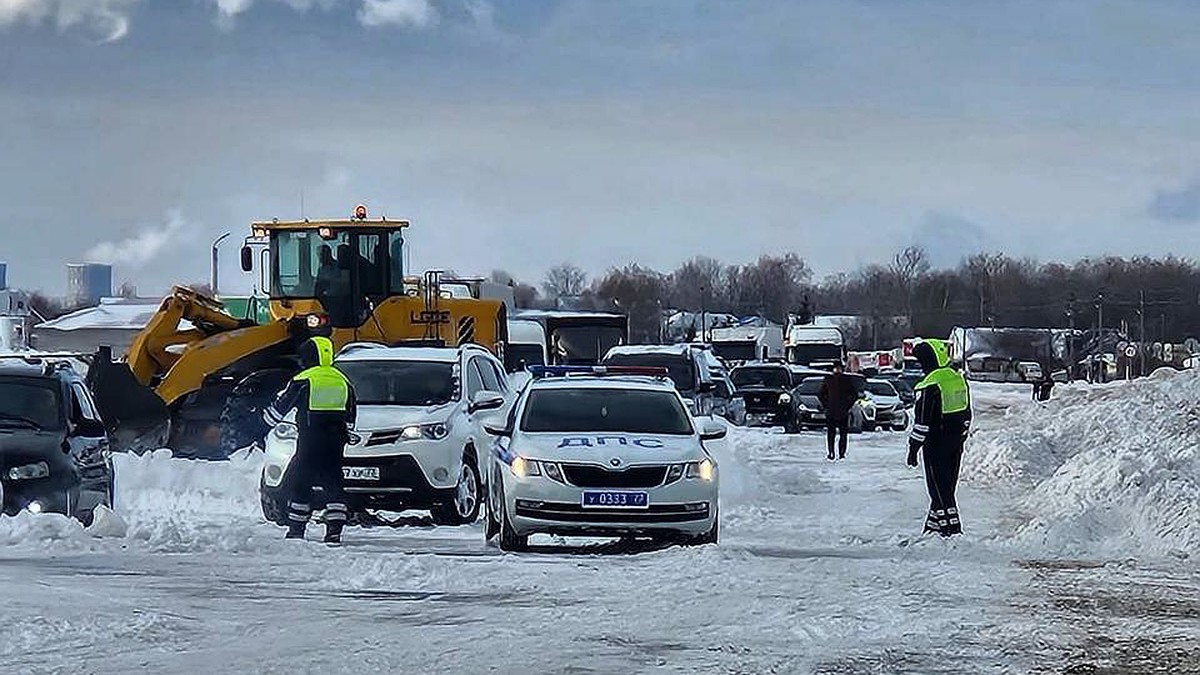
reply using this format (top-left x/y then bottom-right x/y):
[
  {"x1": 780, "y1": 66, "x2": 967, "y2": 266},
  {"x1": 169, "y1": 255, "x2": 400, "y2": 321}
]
[
  {"x1": 602, "y1": 344, "x2": 716, "y2": 416},
  {"x1": 864, "y1": 379, "x2": 908, "y2": 431},
  {"x1": 711, "y1": 374, "x2": 746, "y2": 425},
  {"x1": 260, "y1": 343, "x2": 512, "y2": 526},
  {"x1": 729, "y1": 363, "x2": 825, "y2": 432},
  {"x1": 791, "y1": 375, "x2": 876, "y2": 433},
  {"x1": 0, "y1": 356, "x2": 113, "y2": 523}
]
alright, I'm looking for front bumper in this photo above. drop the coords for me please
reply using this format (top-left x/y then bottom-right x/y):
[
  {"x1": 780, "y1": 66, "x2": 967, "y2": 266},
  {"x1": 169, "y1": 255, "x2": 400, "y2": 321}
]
[
  {"x1": 505, "y1": 474, "x2": 717, "y2": 538},
  {"x1": 874, "y1": 408, "x2": 908, "y2": 426}
]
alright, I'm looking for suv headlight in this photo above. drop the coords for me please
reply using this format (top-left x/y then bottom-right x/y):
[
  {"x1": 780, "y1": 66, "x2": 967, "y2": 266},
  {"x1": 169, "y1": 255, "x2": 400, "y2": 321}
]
[
  {"x1": 400, "y1": 423, "x2": 450, "y2": 441},
  {"x1": 7, "y1": 461, "x2": 49, "y2": 481},
  {"x1": 778, "y1": 393, "x2": 792, "y2": 404},
  {"x1": 274, "y1": 423, "x2": 297, "y2": 440}
]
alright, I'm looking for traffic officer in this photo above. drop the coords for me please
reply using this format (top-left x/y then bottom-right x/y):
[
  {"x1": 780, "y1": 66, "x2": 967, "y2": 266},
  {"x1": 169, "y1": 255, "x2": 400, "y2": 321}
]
[
  {"x1": 906, "y1": 338, "x2": 971, "y2": 537},
  {"x1": 260, "y1": 336, "x2": 357, "y2": 544}
]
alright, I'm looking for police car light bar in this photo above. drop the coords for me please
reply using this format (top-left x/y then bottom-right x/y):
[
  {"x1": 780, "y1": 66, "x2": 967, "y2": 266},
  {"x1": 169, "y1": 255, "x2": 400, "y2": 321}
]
[{"x1": 529, "y1": 365, "x2": 670, "y2": 379}]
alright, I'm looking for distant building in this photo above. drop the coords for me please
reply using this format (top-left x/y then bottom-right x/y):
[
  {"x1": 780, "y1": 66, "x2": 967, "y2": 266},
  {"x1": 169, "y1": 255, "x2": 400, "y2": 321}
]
[
  {"x1": 67, "y1": 263, "x2": 113, "y2": 308},
  {"x1": 33, "y1": 296, "x2": 184, "y2": 354}
]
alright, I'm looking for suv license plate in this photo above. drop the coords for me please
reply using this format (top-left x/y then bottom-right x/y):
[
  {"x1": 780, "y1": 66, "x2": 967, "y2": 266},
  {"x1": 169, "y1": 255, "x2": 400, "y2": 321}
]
[
  {"x1": 582, "y1": 491, "x2": 649, "y2": 509},
  {"x1": 343, "y1": 466, "x2": 380, "y2": 481}
]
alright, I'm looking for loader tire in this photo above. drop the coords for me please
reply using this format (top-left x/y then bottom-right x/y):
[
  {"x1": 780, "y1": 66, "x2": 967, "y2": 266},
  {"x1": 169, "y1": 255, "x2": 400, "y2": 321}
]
[{"x1": 219, "y1": 369, "x2": 292, "y2": 458}]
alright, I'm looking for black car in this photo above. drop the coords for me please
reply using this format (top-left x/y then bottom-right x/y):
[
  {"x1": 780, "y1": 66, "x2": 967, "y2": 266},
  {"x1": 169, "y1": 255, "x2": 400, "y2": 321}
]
[
  {"x1": 0, "y1": 357, "x2": 114, "y2": 523},
  {"x1": 730, "y1": 364, "x2": 825, "y2": 432}
]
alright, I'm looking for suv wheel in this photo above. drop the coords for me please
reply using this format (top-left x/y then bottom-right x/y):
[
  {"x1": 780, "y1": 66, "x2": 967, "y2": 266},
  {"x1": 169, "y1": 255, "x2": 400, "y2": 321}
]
[{"x1": 432, "y1": 457, "x2": 482, "y2": 526}]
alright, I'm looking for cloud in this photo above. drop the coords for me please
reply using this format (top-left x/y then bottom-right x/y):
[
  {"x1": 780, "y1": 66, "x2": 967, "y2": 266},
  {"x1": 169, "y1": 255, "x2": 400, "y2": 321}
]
[
  {"x1": 358, "y1": 0, "x2": 437, "y2": 28},
  {"x1": 1147, "y1": 180, "x2": 1200, "y2": 224},
  {"x1": 84, "y1": 210, "x2": 192, "y2": 267},
  {"x1": 0, "y1": 0, "x2": 138, "y2": 42},
  {"x1": 911, "y1": 211, "x2": 995, "y2": 269}
]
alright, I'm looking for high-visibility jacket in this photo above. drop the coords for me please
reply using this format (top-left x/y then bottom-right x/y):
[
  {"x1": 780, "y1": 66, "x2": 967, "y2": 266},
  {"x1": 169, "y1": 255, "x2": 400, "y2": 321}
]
[
  {"x1": 262, "y1": 337, "x2": 357, "y2": 451},
  {"x1": 909, "y1": 339, "x2": 971, "y2": 448}
]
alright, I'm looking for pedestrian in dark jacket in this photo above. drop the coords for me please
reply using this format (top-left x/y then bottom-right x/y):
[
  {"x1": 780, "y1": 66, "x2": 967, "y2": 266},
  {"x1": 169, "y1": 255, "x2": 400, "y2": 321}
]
[
  {"x1": 260, "y1": 336, "x2": 357, "y2": 544},
  {"x1": 907, "y1": 339, "x2": 971, "y2": 537},
  {"x1": 818, "y1": 361, "x2": 857, "y2": 460}
]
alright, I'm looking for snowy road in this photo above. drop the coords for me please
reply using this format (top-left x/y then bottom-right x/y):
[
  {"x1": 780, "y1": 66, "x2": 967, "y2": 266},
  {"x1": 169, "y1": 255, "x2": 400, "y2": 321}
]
[{"x1": 3, "y1": 382, "x2": 1200, "y2": 674}]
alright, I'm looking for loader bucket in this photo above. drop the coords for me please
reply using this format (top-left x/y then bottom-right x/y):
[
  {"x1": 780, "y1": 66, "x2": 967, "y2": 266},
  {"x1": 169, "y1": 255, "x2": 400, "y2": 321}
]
[{"x1": 87, "y1": 350, "x2": 171, "y2": 453}]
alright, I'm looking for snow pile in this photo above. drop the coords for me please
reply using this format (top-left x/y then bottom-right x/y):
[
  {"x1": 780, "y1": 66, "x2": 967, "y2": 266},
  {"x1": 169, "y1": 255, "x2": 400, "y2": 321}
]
[
  {"x1": 113, "y1": 448, "x2": 277, "y2": 552},
  {"x1": 0, "y1": 511, "x2": 91, "y2": 547},
  {"x1": 966, "y1": 369, "x2": 1200, "y2": 558}
]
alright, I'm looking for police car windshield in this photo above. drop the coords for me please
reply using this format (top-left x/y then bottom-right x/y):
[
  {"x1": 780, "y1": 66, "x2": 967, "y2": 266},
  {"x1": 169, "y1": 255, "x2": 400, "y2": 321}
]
[
  {"x1": 0, "y1": 376, "x2": 63, "y2": 430},
  {"x1": 521, "y1": 388, "x2": 693, "y2": 435},
  {"x1": 339, "y1": 361, "x2": 455, "y2": 406}
]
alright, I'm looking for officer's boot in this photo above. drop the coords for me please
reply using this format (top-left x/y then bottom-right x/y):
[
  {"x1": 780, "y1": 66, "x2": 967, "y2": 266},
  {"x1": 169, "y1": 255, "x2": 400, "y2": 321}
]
[
  {"x1": 324, "y1": 521, "x2": 344, "y2": 545},
  {"x1": 285, "y1": 521, "x2": 307, "y2": 540}
]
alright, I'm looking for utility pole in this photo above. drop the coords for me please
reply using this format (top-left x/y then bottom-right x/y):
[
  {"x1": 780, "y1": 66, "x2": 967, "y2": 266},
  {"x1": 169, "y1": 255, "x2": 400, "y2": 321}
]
[
  {"x1": 700, "y1": 285, "x2": 708, "y2": 343},
  {"x1": 1138, "y1": 290, "x2": 1146, "y2": 377}
]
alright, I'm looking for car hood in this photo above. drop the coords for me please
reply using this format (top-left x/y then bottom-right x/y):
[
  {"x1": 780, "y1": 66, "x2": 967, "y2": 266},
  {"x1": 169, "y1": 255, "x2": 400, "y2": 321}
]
[
  {"x1": 515, "y1": 432, "x2": 703, "y2": 465},
  {"x1": 352, "y1": 402, "x2": 459, "y2": 432},
  {"x1": 0, "y1": 430, "x2": 67, "y2": 464}
]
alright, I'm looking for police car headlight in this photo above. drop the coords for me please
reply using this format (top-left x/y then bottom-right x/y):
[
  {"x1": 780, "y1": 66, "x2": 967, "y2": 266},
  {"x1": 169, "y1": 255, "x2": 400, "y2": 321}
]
[
  {"x1": 510, "y1": 456, "x2": 541, "y2": 478},
  {"x1": 778, "y1": 393, "x2": 792, "y2": 404},
  {"x1": 684, "y1": 458, "x2": 716, "y2": 482},
  {"x1": 665, "y1": 464, "x2": 685, "y2": 484},
  {"x1": 7, "y1": 461, "x2": 49, "y2": 481},
  {"x1": 541, "y1": 462, "x2": 565, "y2": 484}
]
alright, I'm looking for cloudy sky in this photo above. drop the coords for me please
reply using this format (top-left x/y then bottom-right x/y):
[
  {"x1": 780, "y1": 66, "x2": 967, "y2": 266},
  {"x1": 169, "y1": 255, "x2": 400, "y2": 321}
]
[{"x1": 4, "y1": 0, "x2": 1200, "y2": 295}]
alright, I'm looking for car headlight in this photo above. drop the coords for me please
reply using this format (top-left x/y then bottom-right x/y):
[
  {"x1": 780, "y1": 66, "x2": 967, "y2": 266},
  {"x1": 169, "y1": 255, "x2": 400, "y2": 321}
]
[
  {"x1": 7, "y1": 461, "x2": 49, "y2": 481},
  {"x1": 684, "y1": 458, "x2": 716, "y2": 482},
  {"x1": 665, "y1": 464, "x2": 685, "y2": 484},
  {"x1": 778, "y1": 393, "x2": 792, "y2": 404},
  {"x1": 510, "y1": 456, "x2": 541, "y2": 478},
  {"x1": 400, "y1": 423, "x2": 450, "y2": 441},
  {"x1": 274, "y1": 423, "x2": 297, "y2": 440}
]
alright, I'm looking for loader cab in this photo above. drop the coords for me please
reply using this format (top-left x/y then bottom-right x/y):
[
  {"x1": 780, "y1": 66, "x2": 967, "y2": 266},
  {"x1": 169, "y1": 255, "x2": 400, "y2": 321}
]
[{"x1": 241, "y1": 215, "x2": 409, "y2": 329}]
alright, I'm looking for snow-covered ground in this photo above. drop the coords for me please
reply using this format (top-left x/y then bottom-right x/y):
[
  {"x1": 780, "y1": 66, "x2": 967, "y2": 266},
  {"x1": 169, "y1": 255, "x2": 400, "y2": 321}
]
[{"x1": 3, "y1": 378, "x2": 1200, "y2": 673}]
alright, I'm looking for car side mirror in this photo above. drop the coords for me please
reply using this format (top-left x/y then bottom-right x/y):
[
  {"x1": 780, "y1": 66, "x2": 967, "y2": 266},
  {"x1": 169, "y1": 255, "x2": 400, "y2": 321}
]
[
  {"x1": 484, "y1": 424, "x2": 511, "y2": 437},
  {"x1": 240, "y1": 245, "x2": 253, "y2": 272},
  {"x1": 469, "y1": 391, "x2": 505, "y2": 414},
  {"x1": 699, "y1": 420, "x2": 727, "y2": 441}
]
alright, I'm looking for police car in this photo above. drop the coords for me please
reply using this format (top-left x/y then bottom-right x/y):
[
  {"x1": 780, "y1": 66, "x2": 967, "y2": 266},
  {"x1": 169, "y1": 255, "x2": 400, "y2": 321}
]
[{"x1": 483, "y1": 365, "x2": 722, "y2": 551}]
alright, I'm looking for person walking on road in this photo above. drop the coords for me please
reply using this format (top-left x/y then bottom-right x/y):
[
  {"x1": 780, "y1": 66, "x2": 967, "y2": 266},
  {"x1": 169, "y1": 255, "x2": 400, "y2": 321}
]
[
  {"x1": 906, "y1": 338, "x2": 972, "y2": 537},
  {"x1": 260, "y1": 336, "x2": 357, "y2": 544},
  {"x1": 818, "y1": 360, "x2": 857, "y2": 461}
]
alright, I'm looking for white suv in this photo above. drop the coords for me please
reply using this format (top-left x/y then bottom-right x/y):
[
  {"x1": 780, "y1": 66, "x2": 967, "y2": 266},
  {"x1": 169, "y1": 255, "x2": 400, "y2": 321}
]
[{"x1": 260, "y1": 343, "x2": 512, "y2": 526}]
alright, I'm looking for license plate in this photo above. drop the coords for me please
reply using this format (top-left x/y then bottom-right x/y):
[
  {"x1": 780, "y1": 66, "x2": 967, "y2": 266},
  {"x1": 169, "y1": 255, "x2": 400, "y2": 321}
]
[
  {"x1": 582, "y1": 491, "x2": 649, "y2": 509},
  {"x1": 343, "y1": 466, "x2": 380, "y2": 481}
]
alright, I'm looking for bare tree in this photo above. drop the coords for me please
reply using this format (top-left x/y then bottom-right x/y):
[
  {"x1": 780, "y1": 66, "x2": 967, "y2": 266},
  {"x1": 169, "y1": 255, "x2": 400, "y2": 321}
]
[
  {"x1": 542, "y1": 263, "x2": 588, "y2": 303},
  {"x1": 595, "y1": 264, "x2": 669, "y2": 343},
  {"x1": 889, "y1": 245, "x2": 930, "y2": 322},
  {"x1": 670, "y1": 256, "x2": 725, "y2": 311}
]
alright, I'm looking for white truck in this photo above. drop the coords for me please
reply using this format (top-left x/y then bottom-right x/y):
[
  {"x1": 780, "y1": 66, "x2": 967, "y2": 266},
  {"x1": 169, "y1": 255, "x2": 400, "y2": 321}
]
[
  {"x1": 708, "y1": 325, "x2": 783, "y2": 364},
  {"x1": 784, "y1": 322, "x2": 845, "y2": 369},
  {"x1": 506, "y1": 318, "x2": 548, "y2": 372}
]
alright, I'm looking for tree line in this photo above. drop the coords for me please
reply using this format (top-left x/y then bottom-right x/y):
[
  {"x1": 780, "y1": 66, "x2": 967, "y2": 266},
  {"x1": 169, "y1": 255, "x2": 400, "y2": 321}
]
[{"x1": 496, "y1": 248, "x2": 1200, "y2": 349}]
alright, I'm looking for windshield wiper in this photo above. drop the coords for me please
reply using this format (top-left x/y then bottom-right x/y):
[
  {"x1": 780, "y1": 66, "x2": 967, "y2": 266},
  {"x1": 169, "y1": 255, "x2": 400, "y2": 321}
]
[{"x1": 0, "y1": 413, "x2": 44, "y2": 430}]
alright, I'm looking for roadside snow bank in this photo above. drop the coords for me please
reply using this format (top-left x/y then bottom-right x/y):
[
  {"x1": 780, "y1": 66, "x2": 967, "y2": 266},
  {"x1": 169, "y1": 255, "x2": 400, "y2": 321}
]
[
  {"x1": 966, "y1": 369, "x2": 1200, "y2": 558},
  {"x1": 113, "y1": 448, "x2": 276, "y2": 552}
]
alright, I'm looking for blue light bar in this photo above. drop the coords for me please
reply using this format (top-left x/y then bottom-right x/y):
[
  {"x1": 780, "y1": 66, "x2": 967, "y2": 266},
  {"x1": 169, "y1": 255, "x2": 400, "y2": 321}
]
[{"x1": 529, "y1": 365, "x2": 669, "y2": 379}]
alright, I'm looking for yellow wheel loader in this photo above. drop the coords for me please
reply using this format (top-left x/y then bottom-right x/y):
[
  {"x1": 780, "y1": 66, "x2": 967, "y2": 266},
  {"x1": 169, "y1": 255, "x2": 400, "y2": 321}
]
[{"x1": 89, "y1": 212, "x2": 508, "y2": 459}]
